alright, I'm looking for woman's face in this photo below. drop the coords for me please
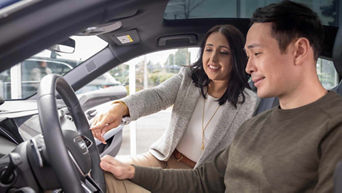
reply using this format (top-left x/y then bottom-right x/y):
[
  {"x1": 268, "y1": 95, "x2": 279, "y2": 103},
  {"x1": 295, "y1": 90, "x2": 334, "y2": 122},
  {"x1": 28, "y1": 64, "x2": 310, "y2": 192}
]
[{"x1": 202, "y1": 32, "x2": 232, "y2": 83}]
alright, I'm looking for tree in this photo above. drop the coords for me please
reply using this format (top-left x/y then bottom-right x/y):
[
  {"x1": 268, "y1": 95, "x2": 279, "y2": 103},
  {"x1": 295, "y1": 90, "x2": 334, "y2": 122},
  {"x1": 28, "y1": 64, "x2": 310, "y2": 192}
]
[
  {"x1": 175, "y1": 48, "x2": 188, "y2": 66},
  {"x1": 109, "y1": 64, "x2": 129, "y2": 85}
]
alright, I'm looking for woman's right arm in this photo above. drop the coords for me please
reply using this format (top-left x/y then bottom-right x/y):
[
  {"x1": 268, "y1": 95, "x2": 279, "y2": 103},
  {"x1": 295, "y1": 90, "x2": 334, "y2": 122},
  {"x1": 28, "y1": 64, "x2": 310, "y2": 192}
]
[
  {"x1": 90, "y1": 67, "x2": 187, "y2": 143},
  {"x1": 121, "y1": 69, "x2": 185, "y2": 120}
]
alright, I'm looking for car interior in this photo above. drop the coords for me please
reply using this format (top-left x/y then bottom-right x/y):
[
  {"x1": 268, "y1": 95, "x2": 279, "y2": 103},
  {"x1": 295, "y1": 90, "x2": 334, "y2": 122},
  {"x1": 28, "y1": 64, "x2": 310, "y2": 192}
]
[{"x1": 0, "y1": 0, "x2": 340, "y2": 193}]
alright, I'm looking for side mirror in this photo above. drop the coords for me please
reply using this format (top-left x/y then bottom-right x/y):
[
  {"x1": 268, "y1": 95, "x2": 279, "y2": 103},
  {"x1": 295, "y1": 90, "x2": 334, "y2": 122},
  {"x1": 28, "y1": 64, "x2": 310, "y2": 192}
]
[{"x1": 49, "y1": 38, "x2": 76, "y2": 54}]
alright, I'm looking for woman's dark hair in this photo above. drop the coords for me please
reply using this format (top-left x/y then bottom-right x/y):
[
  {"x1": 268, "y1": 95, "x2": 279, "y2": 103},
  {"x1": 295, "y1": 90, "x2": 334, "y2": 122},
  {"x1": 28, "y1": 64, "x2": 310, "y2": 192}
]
[
  {"x1": 190, "y1": 24, "x2": 249, "y2": 108},
  {"x1": 251, "y1": 0, "x2": 323, "y2": 60}
]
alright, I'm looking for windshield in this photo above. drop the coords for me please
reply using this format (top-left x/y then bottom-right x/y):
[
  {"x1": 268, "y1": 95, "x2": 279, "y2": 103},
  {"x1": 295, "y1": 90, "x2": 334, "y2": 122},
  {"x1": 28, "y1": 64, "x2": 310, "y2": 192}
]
[{"x1": 0, "y1": 36, "x2": 108, "y2": 100}]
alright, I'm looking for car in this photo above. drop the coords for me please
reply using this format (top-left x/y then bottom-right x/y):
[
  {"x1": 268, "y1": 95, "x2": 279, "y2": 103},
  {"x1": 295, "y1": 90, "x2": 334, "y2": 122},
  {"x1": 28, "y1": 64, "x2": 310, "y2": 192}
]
[
  {"x1": 1, "y1": 45, "x2": 126, "y2": 100},
  {"x1": 0, "y1": 0, "x2": 340, "y2": 193}
]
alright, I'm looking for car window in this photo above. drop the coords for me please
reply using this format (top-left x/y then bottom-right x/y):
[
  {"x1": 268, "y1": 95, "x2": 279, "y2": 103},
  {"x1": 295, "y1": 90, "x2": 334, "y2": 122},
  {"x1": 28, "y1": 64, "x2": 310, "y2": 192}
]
[
  {"x1": 106, "y1": 47, "x2": 200, "y2": 94},
  {"x1": 76, "y1": 73, "x2": 122, "y2": 94},
  {"x1": 115, "y1": 47, "x2": 200, "y2": 155},
  {"x1": 102, "y1": 48, "x2": 338, "y2": 96},
  {"x1": 164, "y1": 0, "x2": 338, "y2": 27},
  {"x1": 0, "y1": 36, "x2": 108, "y2": 100},
  {"x1": 317, "y1": 58, "x2": 339, "y2": 89}
]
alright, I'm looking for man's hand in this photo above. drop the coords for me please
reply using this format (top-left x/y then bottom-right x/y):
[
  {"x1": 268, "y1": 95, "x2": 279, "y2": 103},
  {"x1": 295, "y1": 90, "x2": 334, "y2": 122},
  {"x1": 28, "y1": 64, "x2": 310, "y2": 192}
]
[
  {"x1": 100, "y1": 155, "x2": 135, "y2": 180},
  {"x1": 90, "y1": 102, "x2": 128, "y2": 144}
]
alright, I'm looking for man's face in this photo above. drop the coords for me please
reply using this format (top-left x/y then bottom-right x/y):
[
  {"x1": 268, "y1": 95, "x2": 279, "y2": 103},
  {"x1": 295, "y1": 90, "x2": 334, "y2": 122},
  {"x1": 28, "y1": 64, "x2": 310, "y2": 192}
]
[
  {"x1": 245, "y1": 23, "x2": 296, "y2": 98},
  {"x1": 41, "y1": 61, "x2": 47, "y2": 68}
]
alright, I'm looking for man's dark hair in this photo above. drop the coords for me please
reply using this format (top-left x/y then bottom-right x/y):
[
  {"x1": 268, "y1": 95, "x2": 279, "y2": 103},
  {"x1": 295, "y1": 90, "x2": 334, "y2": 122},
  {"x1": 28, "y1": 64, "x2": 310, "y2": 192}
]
[
  {"x1": 190, "y1": 24, "x2": 249, "y2": 108},
  {"x1": 251, "y1": 0, "x2": 323, "y2": 60}
]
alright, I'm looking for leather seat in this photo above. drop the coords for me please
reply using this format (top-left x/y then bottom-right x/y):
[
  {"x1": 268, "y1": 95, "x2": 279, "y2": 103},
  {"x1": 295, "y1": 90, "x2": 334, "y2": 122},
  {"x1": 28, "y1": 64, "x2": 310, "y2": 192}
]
[
  {"x1": 332, "y1": 25, "x2": 342, "y2": 193},
  {"x1": 249, "y1": 81, "x2": 279, "y2": 116}
]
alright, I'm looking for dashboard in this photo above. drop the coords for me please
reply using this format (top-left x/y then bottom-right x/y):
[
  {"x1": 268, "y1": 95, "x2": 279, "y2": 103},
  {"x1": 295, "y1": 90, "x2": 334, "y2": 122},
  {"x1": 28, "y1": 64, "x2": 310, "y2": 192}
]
[
  {"x1": 0, "y1": 96, "x2": 124, "y2": 192},
  {"x1": 0, "y1": 100, "x2": 75, "y2": 158},
  {"x1": 0, "y1": 99, "x2": 123, "y2": 158}
]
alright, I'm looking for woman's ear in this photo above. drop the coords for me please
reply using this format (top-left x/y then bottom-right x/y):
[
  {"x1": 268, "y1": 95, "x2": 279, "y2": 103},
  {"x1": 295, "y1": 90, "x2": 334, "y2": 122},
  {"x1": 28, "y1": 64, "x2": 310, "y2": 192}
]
[{"x1": 293, "y1": 37, "x2": 311, "y2": 65}]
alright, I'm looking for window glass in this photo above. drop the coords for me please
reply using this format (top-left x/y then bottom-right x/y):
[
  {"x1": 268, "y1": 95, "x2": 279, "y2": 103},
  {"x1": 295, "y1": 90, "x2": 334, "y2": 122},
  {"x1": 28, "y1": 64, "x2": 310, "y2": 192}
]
[
  {"x1": 0, "y1": 36, "x2": 108, "y2": 100},
  {"x1": 109, "y1": 47, "x2": 200, "y2": 92},
  {"x1": 115, "y1": 47, "x2": 200, "y2": 155},
  {"x1": 164, "y1": 0, "x2": 338, "y2": 27},
  {"x1": 317, "y1": 58, "x2": 339, "y2": 89},
  {"x1": 76, "y1": 73, "x2": 122, "y2": 94}
]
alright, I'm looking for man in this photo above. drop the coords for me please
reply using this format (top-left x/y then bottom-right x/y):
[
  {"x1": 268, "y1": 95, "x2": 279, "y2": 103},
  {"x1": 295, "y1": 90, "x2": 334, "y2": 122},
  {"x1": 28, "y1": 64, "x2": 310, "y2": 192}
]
[
  {"x1": 30, "y1": 61, "x2": 52, "y2": 81},
  {"x1": 99, "y1": 1, "x2": 342, "y2": 192}
]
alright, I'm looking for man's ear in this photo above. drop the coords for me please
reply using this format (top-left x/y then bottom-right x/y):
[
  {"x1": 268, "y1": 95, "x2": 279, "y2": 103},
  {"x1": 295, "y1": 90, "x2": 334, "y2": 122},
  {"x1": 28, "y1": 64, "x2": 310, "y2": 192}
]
[{"x1": 293, "y1": 37, "x2": 311, "y2": 65}]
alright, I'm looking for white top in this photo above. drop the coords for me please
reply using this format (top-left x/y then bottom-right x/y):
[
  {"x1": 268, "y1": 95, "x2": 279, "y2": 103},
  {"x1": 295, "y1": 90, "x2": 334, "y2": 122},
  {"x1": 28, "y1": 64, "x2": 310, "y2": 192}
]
[{"x1": 176, "y1": 94, "x2": 223, "y2": 162}]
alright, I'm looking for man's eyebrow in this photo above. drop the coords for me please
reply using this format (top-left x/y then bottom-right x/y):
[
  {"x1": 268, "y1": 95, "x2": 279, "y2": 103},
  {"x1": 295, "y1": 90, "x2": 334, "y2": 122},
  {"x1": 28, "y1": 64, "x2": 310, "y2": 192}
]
[{"x1": 245, "y1": 44, "x2": 262, "y2": 49}]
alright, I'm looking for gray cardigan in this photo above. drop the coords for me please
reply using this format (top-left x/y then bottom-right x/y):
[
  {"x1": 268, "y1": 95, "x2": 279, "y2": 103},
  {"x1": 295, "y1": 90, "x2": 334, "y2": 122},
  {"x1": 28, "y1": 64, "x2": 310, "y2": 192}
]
[{"x1": 122, "y1": 67, "x2": 257, "y2": 167}]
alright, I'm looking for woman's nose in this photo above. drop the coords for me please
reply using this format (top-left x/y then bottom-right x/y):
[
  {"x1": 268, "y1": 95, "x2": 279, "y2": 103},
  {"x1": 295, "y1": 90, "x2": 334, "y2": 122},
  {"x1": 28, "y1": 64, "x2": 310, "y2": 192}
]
[{"x1": 210, "y1": 51, "x2": 219, "y2": 63}]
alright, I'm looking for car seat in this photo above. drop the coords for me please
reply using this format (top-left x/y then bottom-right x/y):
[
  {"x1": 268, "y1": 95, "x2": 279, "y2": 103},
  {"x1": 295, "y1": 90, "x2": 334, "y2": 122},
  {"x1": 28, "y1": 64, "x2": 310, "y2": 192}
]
[
  {"x1": 332, "y1": 26, "x2": 342, "y2": 95},
  {"x1": 249, "y1": 81, "x2": 279, "y2": 116},
  {"x1": 333, "y1": 25, "x2": 342, "y2": 193}
]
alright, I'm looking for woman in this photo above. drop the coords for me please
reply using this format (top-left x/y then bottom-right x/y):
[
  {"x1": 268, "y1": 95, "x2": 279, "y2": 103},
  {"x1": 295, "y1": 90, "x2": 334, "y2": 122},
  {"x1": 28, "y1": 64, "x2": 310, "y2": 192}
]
[{"x1": 91, "y1": 24, "x2": 257, "y2": 169}]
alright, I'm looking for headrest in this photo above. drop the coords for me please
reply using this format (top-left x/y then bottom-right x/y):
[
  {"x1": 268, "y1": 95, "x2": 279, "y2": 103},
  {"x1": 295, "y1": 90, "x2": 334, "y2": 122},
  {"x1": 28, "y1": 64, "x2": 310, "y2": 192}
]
[{"x1": 333, "y1": 27, "x2": 342, "y2": 77}]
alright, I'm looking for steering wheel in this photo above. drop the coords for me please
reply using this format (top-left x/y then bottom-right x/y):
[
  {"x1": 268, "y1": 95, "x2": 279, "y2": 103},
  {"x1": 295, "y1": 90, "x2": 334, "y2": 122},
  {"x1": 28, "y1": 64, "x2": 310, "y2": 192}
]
[{"x1": 37, "y1": 74, "x2": 106, "y2": 193}]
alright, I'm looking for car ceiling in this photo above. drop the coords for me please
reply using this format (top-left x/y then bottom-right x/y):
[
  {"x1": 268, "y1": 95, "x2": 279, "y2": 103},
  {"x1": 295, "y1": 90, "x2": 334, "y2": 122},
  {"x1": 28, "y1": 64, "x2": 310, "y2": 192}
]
[
  {"x1": 0, "y1": 0, "x2": 338, "y2": 75},
  {"x1": 0, "y1": 0, "x2": 159, "y2": 72}
]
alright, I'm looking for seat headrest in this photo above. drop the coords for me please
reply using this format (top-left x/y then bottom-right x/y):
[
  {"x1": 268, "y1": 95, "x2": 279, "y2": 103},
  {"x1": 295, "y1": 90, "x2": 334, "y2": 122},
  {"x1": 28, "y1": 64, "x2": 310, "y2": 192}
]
[{"x1": 333, "y1": 27, "x2": 342, "y2": 77}]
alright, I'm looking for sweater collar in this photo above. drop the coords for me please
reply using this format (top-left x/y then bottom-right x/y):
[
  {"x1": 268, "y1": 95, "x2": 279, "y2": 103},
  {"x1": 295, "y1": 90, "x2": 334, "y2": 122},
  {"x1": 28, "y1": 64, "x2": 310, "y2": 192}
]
[{"x1": 272, "y1": 91, "x2": 333, "y2": 119}]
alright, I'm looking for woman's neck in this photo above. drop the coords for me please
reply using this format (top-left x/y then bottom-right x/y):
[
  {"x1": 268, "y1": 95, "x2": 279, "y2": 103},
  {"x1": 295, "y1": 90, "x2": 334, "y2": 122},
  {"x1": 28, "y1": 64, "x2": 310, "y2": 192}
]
[{"x1": 207, "y1": 80, "x2": 228, "y2": 98}]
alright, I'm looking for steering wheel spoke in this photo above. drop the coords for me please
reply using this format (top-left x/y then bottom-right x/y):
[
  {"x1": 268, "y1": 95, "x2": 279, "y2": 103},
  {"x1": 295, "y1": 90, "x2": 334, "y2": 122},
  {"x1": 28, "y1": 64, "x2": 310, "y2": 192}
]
[
  {"x1": 67, "y1": 151, "x2": 90, "y2": 179},
  {"x1": 81, "y1": 135, "x2": 94, "y2": 149}
]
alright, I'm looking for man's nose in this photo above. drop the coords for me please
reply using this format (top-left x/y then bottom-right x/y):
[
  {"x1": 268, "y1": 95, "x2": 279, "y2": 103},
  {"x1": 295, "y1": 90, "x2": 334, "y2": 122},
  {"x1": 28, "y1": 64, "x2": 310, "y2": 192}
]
[{"x1": 245, "y1": 57, "x2": 255, "y2": 75}]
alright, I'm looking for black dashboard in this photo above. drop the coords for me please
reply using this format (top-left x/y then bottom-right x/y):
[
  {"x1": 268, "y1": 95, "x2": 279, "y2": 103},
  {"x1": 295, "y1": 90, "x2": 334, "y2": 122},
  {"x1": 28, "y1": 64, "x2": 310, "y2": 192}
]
[
  {"x1": 0, "y1": 97, "x2": 123, "y2": 192},
  {"x1": 0, "y1": 100, "x2": 75, "y2": 158}
]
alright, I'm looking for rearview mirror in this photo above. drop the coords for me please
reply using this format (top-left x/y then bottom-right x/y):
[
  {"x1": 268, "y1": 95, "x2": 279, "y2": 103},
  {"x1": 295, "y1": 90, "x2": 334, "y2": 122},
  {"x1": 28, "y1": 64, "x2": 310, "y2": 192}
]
[{"x1": 49, "y1": 38, "x2": 76, "y2": 54}]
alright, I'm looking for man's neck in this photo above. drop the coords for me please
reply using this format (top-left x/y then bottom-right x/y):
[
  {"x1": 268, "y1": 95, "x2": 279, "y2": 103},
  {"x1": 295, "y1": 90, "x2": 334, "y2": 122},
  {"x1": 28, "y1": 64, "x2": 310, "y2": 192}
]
[{"x1": 279, "y1": 83, "x2": 327, "y2": 109}]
